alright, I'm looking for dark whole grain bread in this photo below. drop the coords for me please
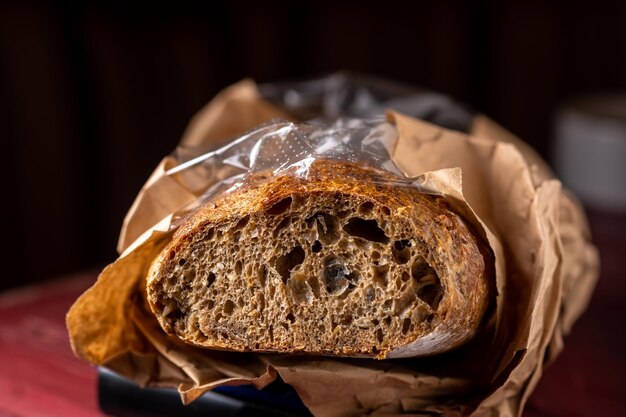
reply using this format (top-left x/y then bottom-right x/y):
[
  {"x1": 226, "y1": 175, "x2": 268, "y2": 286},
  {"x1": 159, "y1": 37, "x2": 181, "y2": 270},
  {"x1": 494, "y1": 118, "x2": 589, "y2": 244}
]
[{"x1": 146, "y1": 160, "x2": 492, "y2": 359}]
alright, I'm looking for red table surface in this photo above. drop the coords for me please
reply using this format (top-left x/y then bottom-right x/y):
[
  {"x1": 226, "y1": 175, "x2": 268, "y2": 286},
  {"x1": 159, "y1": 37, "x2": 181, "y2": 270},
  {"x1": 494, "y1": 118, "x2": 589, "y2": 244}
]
[{"x1": 0, "y1": 214, "x2": 624, "y2": 417}]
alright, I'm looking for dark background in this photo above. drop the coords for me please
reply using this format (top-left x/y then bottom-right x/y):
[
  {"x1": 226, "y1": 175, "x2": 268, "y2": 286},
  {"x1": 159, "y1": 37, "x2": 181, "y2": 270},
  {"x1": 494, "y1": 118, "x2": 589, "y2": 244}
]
[{"x1": 1, "y1": 1, "x2": 625, "y2": 290}]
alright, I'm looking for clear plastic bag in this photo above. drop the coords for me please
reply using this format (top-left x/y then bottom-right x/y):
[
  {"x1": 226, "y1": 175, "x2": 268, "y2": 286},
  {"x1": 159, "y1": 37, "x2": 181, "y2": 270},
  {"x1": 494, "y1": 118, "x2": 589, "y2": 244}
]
[
  {"x1": 165, "y1": 71, "x2": 477, "y2": 222},
  {"x1": 168, "y1": 119, "x2": 412, "y2": 207},
  {"x1": 258, "y1": 71, "x2": 474, "y2": 131}
]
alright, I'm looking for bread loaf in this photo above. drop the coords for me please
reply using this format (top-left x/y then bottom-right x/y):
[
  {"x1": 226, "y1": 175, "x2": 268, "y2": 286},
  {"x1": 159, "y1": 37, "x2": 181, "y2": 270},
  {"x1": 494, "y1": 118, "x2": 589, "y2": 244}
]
[{"x1": 146, "y1": 160, "x2": 492, "y2": 358}]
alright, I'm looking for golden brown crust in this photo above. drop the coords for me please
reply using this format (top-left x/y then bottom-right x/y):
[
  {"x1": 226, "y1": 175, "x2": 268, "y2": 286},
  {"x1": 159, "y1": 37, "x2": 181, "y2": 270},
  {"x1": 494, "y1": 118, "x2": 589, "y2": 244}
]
[{"x1": 147, "y1": 160, "x2": 492, "y2": 358}]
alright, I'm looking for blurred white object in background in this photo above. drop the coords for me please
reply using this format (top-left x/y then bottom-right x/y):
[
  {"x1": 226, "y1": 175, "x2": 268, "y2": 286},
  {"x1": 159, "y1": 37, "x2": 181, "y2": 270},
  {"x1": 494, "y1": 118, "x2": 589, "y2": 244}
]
[{"x1": 553, "y1": 95, "x2": 626, "y2": 212}]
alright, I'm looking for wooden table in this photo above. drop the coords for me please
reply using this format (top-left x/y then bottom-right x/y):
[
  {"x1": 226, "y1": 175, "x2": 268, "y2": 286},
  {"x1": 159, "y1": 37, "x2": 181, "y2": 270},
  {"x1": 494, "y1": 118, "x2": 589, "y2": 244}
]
[
  {"x1": 0, "y1": 212, "x2": 624, "y2": 416},
  {"x1": 0, "y1": 275, "x2": 101, "y2": 417}
]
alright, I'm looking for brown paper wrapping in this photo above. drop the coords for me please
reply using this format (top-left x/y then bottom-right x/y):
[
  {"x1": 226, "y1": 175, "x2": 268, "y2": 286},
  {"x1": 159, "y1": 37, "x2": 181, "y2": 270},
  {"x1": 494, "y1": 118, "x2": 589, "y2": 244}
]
[{"x1": 67, "y1": 80, "x2": 599, "y2": 416}]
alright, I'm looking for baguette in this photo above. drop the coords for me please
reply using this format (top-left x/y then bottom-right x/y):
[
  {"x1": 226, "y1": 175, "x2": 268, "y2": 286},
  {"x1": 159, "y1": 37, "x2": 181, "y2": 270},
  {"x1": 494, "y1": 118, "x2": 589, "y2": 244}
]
[{"x1": 146, "y1": 160, "x2": 491, "y2": 358}]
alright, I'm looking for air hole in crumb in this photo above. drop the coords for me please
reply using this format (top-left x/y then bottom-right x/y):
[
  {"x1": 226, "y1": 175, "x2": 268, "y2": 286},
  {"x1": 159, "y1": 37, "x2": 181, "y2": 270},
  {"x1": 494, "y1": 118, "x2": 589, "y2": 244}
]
[
  {"x1": 376, "y1": 328, "x2": 384, "y2": 343},
  {"x1": 358, "y1": 201, "x2": 375, "y2": 214},
  {"x1": 392, "y1": 240, "x2": 412, "y2": 264},
  {"x1": 417, "y1": 280, "x2": 443, "y2": 310},
  {"x1": 267, "y1": 197, "x2": 292, "y2": 215},
  {"x1": 382, "y1": 299, "x2": 393, "y2": 311},
  {"x1": 274, "y1": 246, "x2": 306, "y2": 284},
  {"x1": 411, "y1": 258, "x2": 430, "y2": 280},
  {"x1": 393, "y1": 292, "x2": 416, "y2": 316},
  {"x1": 382, "y1": 206, "x2": 391, "y2": 215},
  {"x1": 207, "y1": 300, "x2": 215, "y2": 310},
  {"x1": 307, "y1": 275, "x2": 320, "y2": 298},
  {"x1": 371, "y1": 319, "x2": 379, "y2": 326},
  {"x1": 412, "y1": 259, "x2": 443, "y2": 310},
  {"x1": 314, "y1": 213, "x2": 340, "y2": 245},
  {"x1": 178, "y1": 258, "x2": 186, "y2": 266},
  {"x1": 331, "y1": 321, "x2": 338, "y2": 331},
  {"x1": 207, "y1": 272, "x2": 216, "y2": 288},
  {"x1": 268, "y1": 284, "x2": 276, "y2": 299},
  {"x1": 286, "y1": 313, "x2": 295, "y2": 323},
  {"x1": 258, "y1": 265, "x2": 267, "y2": 286},
  {"x1": 372, "y1": 264, "x2": 390, "y2": 288},
  {"x1": 372, "y1": 346, "x2": 380, "y2": 354},
  {"x1": 235, "y1": 260, "x2": 242, "y2": 275},
  {"x1": 206, "y1": 228, "x2": 215, "y2": 240},
  {"x1": 320, "y1": 324, "x2": 326, "y2": 333},
  {"x1": 281, "y1": 322, "x2": 289, "y2": 330},
  {"x1": 394, "y1": 239, "x2": 411, "y2": 250},
  {"x1": 169, "y1": 250, "x2": 176, "y2": 260},
  {"x1": 339, "y1": 278, "x2": 358, "y2": 300},
  {"x1": 165, "y1": 306, "x2": 182, "y2": 323},
  {"x1": 311, "y1": 240, "x2": 322, "y2": 253},
  {"x1": 223, "y1": 300, "x2": 235, "y2": 314},
  {"x1": 383, "y1": 316, "x2": 391, "y2": 326},
  {"x1": 336, "y1": 210, "x2": 351, "y2": 219},
  {"x1": 234, "y1": 215, "x2": 250, "y2": 230},
  {"x1": 237, "y1": 297, "x2": 244, "y2": 308},
  {"x1": 273, "y1": 216, "x2": 292, "y2": 237},
  {"x1": 426, "y1": 313, "x2": 435, "y2": 322},
  {"x1": 364, "y1": 285, "x2": 376, "y2": 303},
  {"x1": 289, "y1": 273, "x2": 311, "y2": 304},
  {"x1": 402, "y1": 318, "x2": 411, "y2": 335},
  {"x1": 323, "y1": 256, "x2": 356, "y2": 294},
  {"x1": 401, "y1": 271, "x2": 410, "y2": 282},
  {"x1": 340, "y1": 315, "x2": 353, "y2": 325},
  {"x1": 371, "y1": 250, "x2": 380, "y2": 260},
  {"x1": 343, "y1": 217, "x2": 389, "y2": 244}
]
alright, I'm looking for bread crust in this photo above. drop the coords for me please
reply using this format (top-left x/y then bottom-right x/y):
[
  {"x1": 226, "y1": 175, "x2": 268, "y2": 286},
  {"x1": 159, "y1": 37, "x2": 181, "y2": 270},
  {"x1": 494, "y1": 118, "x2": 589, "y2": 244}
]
[{"x1": 147, "y1": 160, "x2": 492, "y2": 358}]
